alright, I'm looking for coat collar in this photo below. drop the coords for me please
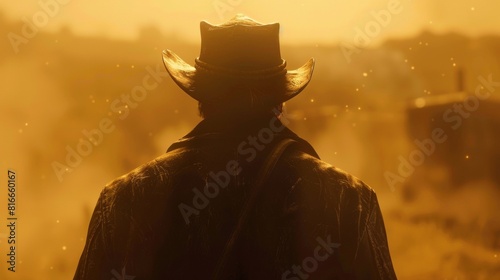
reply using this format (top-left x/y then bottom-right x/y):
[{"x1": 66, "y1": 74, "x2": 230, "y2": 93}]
[{"x1": 167, "y1": 114, "x2": 320, "y2": 159}]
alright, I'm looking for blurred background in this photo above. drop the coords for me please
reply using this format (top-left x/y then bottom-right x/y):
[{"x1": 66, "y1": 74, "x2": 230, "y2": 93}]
[{"x1": 0, "y1": 0, "x2": 499, "y2": 279}]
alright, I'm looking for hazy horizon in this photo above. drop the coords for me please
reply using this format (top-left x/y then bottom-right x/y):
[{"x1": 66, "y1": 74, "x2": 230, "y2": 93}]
[{"x1": 1, "y1": 0, "x2": 499, "y2": 45}]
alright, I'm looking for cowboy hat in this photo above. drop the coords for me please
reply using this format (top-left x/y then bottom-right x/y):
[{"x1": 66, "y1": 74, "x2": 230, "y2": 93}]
[{"x1": 162, "y1": 14, "x2": 315, "y2": 104}]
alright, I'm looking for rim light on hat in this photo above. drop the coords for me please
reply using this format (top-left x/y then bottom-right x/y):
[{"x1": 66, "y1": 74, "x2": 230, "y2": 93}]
[{"x1": 162, "y1": 14, "x2": 315, "y2": 104}]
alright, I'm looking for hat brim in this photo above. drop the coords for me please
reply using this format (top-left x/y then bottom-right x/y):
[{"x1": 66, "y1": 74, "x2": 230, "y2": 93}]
[{"x1": 162, "y1": 49, "x2": 314, "y2": 104}]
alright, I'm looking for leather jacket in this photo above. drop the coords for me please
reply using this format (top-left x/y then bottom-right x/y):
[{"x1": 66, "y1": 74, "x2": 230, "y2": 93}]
[{"x1": 74, "y1": 114, "x2": 397, "y2": 279}]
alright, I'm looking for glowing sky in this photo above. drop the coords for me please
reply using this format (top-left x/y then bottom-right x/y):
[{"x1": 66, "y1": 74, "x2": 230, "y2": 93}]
[{"x1": 1, "y1": 0, "x2": 499, "y2": 44}]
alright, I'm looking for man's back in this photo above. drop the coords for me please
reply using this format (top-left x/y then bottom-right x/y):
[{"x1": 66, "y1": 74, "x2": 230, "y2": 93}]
[{"x1": 74, "y1": 116, "x2": 397, "y2": 279}]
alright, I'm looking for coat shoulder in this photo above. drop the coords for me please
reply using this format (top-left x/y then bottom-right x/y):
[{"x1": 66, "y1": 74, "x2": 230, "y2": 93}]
[
  {"x1": 284, "y1": 148, "x2": 376, "y2": 199},
  {"x1": 99, "y1": 148, "x2": 195, "y2": 208}
]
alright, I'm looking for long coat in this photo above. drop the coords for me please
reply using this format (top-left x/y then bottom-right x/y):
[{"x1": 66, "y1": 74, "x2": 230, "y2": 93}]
[{"x1": 74, "y1": 114, "x2": 398, "y2": 279}]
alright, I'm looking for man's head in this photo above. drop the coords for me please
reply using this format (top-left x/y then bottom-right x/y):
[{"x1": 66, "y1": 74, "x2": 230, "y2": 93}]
[
  {"x1": 194, "y1": 71, "x2": 286, "y2": 119},
  {"x1": 162, "y1": 14, "x2": 314, "y2": 119}
]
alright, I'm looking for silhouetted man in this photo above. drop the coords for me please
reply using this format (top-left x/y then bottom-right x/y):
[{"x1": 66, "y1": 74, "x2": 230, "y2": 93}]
[{"x1": 75, "y1": 14, "x2": 397, "y2": 279}]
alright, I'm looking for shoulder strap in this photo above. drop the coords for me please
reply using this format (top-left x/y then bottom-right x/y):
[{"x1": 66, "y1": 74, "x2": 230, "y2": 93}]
[{"x1": 212, "y1": 138, "x2": 297, "y2": 279}]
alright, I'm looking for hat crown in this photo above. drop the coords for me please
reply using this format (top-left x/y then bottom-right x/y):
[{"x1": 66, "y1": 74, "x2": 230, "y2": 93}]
[{"x1": 198, "y1": 15, "x2": 283, "y2": 71}]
